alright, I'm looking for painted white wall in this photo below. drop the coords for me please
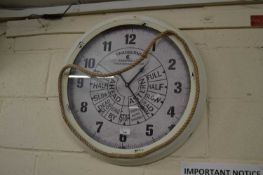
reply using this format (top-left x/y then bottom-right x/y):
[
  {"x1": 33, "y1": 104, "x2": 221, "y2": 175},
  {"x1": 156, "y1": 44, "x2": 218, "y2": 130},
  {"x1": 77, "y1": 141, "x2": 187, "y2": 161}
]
[{"x1": 0, "y1": 3, "x2": 262, "y2": 175}]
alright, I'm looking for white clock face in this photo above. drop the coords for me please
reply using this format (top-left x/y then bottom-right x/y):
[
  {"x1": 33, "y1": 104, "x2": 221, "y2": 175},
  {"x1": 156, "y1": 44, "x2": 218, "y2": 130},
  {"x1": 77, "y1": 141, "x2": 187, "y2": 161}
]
[{"x1": 67, "y1": 25, "x2": 191, "y2": 149}]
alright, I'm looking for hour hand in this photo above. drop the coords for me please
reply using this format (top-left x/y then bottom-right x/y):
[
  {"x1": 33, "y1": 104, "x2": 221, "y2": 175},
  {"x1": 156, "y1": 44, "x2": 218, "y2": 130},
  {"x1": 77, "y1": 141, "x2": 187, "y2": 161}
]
[{"x1": 127, "y1": 64, "x2": 146, "y2": 86}]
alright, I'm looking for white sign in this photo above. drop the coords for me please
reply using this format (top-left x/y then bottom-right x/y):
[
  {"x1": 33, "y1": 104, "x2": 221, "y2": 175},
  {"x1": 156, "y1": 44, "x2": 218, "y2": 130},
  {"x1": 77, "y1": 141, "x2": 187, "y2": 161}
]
[{"x1": 182, "y1": 162, "x2": 263, "y2": 175}]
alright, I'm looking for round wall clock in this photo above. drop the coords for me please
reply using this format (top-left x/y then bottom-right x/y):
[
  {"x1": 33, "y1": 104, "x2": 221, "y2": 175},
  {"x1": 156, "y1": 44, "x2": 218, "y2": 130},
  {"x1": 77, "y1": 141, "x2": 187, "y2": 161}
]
[{"x1": 59, "y1": 16, "x2": 206, "y2": 165}]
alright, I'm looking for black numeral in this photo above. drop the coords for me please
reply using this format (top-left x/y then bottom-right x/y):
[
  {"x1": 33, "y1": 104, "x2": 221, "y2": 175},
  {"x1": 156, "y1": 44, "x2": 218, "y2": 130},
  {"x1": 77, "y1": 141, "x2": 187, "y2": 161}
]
[
  {"x1": 146, "y1": 124, "x2": 153, "y2": 136},
  {"x1": 174, "y1": 82, "x2": 182, "y2": 93},
  {"x1": 84, "y1": 58, "x2": 95, "y2": 68},
  {"x1": 119, "y1": 134, "x2": 127, "y2": 142},
  {"x1": 168, "y1": 59, "x2": 176, "y2": 70},
  {"x1": 103, "y1": 41, "x2": 112, "y2": 51},
  {"x1": 80, "y1": 102, "x2": 88, "y2": 112},
  {"x1": 167, "y1": 106, "x2": 175, "y2": 118},
  {"x1": 96, "y1": 121, "x2": 103, "y2": 133},
  {"x1": 152, "y1": 42, "x2": 156, "y2": 52},
  {"x1": 77, "y1": 78, "x2": 83, "y2": 88},
  {"x1": 125, "y1": 34, "x2": 136, "y2": 44}
]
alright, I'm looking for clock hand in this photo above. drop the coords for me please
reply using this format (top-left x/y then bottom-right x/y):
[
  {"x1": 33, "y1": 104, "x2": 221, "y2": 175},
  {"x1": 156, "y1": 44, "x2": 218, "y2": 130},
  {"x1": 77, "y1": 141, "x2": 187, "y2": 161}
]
[
  {"x1": 127, "y1": 64, "x2": 146, "y2": 87},
  {"x1": 119, "y1": 74, "x2": 148, "y2": 115},
  {"x1": 119, "y1": 73, "x2": 129, "y2": 87},
  {"x1": 127, "y1": 85, "x2": 147, "y2": 113}
]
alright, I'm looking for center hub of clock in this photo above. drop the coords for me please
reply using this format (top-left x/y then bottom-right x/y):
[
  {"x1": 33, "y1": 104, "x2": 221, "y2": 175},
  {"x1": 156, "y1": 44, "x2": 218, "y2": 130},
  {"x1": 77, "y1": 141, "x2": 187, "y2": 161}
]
[
  {"x1": 116, "y1": 77, "x2": 135, "y2": 98},
  {"x1": 115, "y1": 77, "x2": 140, "y2": 99}
]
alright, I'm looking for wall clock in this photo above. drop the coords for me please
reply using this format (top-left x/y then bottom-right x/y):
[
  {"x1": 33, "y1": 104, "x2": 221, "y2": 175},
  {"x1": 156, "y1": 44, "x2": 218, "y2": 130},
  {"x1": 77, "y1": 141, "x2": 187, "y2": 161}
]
[{"x1": 59, "y1": 16, "x2": 206, "y2": 165}]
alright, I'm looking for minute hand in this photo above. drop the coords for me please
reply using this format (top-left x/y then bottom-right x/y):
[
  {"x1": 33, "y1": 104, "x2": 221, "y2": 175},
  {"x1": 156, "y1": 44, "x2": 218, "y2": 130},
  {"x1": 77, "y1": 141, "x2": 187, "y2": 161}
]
[{"x1": 119, "y1": 74, "x2": 147, "y2": 114}]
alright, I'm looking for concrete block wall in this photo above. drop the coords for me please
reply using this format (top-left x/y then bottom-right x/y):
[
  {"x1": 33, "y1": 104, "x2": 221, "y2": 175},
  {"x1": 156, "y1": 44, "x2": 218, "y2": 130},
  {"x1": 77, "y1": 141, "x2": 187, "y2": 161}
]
[{"x1": 0, "y1": 4, "x2": 263, "y2": 175}]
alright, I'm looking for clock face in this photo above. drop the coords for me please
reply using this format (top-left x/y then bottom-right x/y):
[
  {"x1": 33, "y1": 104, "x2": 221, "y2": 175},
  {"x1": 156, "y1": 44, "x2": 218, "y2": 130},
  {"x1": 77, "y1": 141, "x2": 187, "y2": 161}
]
[{"x1": 67, "y1": 25, "x2": 191, "y2": 149}]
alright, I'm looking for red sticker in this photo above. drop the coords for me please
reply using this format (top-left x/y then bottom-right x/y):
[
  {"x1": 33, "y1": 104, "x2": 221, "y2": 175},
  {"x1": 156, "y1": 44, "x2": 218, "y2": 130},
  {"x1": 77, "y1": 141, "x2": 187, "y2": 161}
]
[{"x1": 251, "y1": 15, "x2": 263, "y2": 27}]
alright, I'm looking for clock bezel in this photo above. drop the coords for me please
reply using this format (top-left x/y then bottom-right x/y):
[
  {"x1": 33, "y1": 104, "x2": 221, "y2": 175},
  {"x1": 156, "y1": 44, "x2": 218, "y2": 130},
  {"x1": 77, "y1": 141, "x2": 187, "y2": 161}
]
[{"x1": 60, "y1": 15, "x2": 206, "y2": 165}]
